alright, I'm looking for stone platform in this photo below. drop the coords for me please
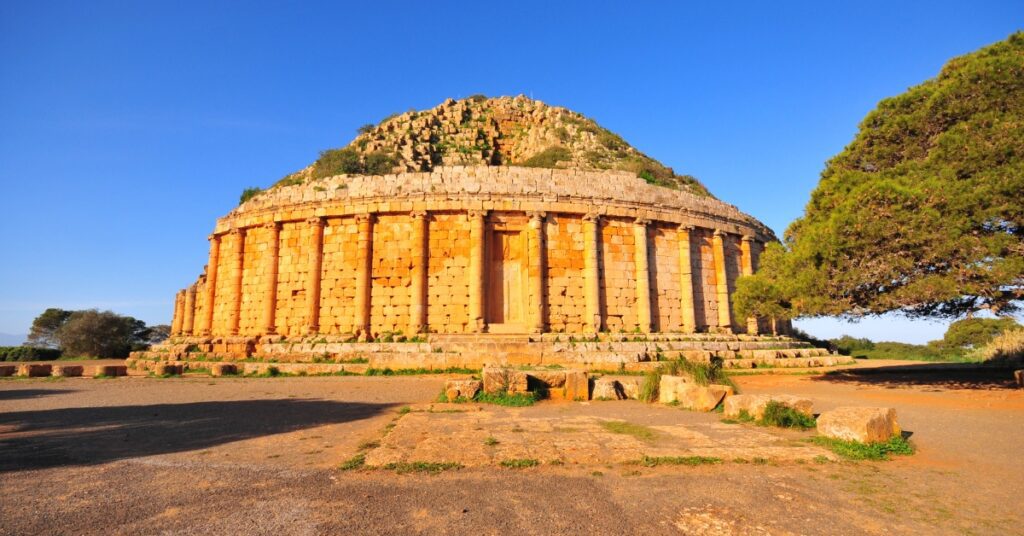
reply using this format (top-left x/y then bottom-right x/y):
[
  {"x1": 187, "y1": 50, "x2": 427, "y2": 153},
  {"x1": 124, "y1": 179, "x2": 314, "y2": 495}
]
[{"x1": 131, "y1": 332, "x2": 849, "y2": 373}]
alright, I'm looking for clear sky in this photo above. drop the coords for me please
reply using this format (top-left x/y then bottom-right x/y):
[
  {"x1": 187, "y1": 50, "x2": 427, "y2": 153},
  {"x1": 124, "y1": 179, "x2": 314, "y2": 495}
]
[{"x1": 1, "y1": 1, "x2": 1021, "y2": 343}]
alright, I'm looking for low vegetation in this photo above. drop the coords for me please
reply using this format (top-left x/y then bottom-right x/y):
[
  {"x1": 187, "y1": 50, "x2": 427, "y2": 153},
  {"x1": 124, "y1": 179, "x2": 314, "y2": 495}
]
[
  {"x1": 382, "y1": 461, "x2": 462, "y2": 474},
  {"x1": 239, "y1": 186, "x2": 262, "y2": 205},
  {"x1": 518, "y1": 146, "x2": 571, "y2": 168},
  {"x1": 759, "y1": 402, "x2": 816, "y2": 429},
  {"x1": 810, "y1": 436, "x2": 914, "y2": 461},
  {"x1": 600, "y1": 420, "x2": 657, "y2": 441},
  {"x1": 0, "y1": 346, "x2": 62, "y2": 362},
  {"x1": 499, "y1": 458, "x2": 540, "y2": 469},
  {"x1": 635, "y1": 455, "x2": 722, "y2": 467},
  {"x1": 639, "y1": 358, "x2": 736, "y2": 402}
]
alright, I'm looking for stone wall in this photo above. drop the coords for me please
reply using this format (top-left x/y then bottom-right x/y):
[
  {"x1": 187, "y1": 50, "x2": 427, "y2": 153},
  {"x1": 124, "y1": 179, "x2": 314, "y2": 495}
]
[{"x1": 170, "y1": 166, "x2": 782, "y2": 339}]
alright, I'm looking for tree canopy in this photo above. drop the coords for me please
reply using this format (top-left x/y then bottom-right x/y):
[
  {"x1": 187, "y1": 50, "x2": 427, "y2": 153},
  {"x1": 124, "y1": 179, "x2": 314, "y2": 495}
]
[
  {"x1": 25, "y1": 308, "x2": 166, "y2": 358},
  {"x1": 736, "y1": 32, "x2": 1024, "y2": 321}
]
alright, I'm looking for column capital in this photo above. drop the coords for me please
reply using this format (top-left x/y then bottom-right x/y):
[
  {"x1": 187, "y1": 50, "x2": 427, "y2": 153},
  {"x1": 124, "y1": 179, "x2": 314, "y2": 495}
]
[
  {"x1": 410, "y1": 210, "x2": 428, "y2": 220},
  {"x1": 208, "y1": 233, "x2": 220, "y2": 242},
  {"x1": 229, "y1": 227, "x2": 246, "y2": 237},
  {"x1": 263, "y1": 221, "x2": 281, "y2": 231},
  {"x1": 713, "y1": 229, "x2": 726, "y2": 238},
  {"x1": 467, "y1": 209, "x2": 488, "y2": 220},
  {"x1": 741, "y1": 234, "x2": 755, "y2": 242},
  {"x1": 678, "y1": 223, "x2": 695, "y2": 232},
  {"x1": 354, "y1": 213, "x2": 374, "y2": 224},
  {"x1": 526, "y1": 210, "x2": 547, "y2": 221},
  {"x1": 307, "y1": 215, "x2": 328, "y2": 226},
  {"x1": 582, "y1": 212, "x2": 601, "y2": 223},
  {"x1": 634, "y1": 217, "x2": 650, "y2": 226}
]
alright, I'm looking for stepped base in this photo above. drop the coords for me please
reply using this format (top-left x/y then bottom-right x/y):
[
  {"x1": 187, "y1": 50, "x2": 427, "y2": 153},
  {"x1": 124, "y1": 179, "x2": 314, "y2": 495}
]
[{"x1": 131, "y1": 333, "x2": 849, "y2": 372}]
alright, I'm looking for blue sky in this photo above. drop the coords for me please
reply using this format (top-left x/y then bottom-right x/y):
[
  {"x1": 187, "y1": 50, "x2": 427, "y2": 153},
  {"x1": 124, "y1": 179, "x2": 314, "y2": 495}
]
[{"x1": 1, "y1": 1, "x2": 1021, "y2": 343}]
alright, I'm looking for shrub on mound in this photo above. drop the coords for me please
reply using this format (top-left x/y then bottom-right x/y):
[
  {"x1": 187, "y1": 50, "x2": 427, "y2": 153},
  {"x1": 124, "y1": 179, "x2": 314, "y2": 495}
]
[{"x1": 0, "y1": 346, "x2": 63, "y2": 362}]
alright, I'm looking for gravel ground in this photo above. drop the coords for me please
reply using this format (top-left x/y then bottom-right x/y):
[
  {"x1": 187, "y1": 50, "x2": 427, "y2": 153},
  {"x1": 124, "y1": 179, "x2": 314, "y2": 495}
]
[{"x1": 1, "y1": 363, "x2": 1021, "y2": 535}]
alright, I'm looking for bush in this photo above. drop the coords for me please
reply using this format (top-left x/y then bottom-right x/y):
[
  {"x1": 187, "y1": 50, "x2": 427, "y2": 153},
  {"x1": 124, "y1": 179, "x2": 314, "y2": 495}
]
[
  {"x1": 312, "y1": 147, "x2": 363, "y2": 178},
  {"x1": 519, "y1": 146, "x2": 571, "y2": 168},
  {"x1": 971, "y1": 328, "x2": 1024, "y2": 363},
  {"x1": 0, "y1": 346, "x2": 63, "y2": 362},
  {"x1": 239, "y1": 187, "x2": 262, "y2": 205},
  {"x1": 943, "y1": 317, "x2": 1021, "y2": 349},
  {"x1": 760, "y1": 401, "x2": 816, "y2": 429},
  {"x1": 810, "y1": 435, "x2": 914, "y2": 461},
  {"x1": 363, "y1": 150, "x2": 398, "y2": 175},
  {"x1": 830, "y1": 335, "x2": 875, "y2": 355},
  {"x1": 639, "y1": 358, "x2": 736, "y2": 402},
  {"x1": 356, "y1": 123, "x2": 375, "y2": 135}
]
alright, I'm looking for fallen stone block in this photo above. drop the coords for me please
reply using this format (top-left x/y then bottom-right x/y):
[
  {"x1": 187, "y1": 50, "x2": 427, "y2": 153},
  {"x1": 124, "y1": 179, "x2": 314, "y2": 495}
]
[
  {"x1": 482, "y1": 367, "x2": 528, "y2": 394},
  {"x1": 723, "y1": 394, "x2": 814, "y2": 420},
  {"x1": 211, "y1": 363, "x2": 237, "y2": 377},
  {"x1": 618, "y1": 377, "x2": 642, "y2": 400},
  {"x1": 92, "y1": 365, "x2": 127, "y2": 377},
  {"x1": 564, "y1": 370, "x2": 589, "y2": 401},
  {"x1": 528, "y1": 370, "x2": 566, "y2": 388},
  {"x1": 52, "y1": 365, "x2": 84, "y2": 377},
  {"x1": 592, "y1": 377, "x2": 625, "y2": 400},
  {"x1": 658, "y1": 374, "x2": 690, "y2": 404},
  {"x1": 18, "y1": 364, "x2": 53, "y2": 377},
  {"x1": 0, "y1": 365, "x2": 17, "y2": 377},
  {"x1": 154, "y1": 363, "x2": 184, "y2": 376},
  {"x1": 817, "y1": 407, "x2": 900, "y2": 443},
  {"x1": 677, "y1": 384, "x2": 733, "y2": 412},
  {"x1": 444, "y1": 379, "x2": 482, "y2": 401}
]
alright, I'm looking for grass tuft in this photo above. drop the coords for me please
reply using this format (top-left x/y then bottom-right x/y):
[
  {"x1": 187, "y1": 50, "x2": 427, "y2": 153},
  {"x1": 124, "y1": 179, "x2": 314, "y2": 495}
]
[
  {"x1": 635, "y1": 455, "x2": 722, "y2": 467},
  {"x1": 600, "y1": 420, "x2": 657, "y2": 441},
  {"x1": 383, "y1": 461, "x2": 462, "y2": 474},
  {"x1": 500, "y1": 458, "x2": 540, "y2": 469},
  {"x1": 339, "y1": 453, "x2": 366, "y2": 470},
  {"x1": 810, "y1": 435, "x2": 914, "y2": 461},
  {"x1": 474, "y1": 391, "x2": 539, "y2": 407},
  {"x1": 759, "y1": 401, "x2": 816, "y2": 429}
]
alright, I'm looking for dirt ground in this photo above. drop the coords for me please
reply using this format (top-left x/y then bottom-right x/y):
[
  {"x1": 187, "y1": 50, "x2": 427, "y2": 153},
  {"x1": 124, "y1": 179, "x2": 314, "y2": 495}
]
[{"x1": 0, "y1": 361, "x2": 1021, "y2": 535}]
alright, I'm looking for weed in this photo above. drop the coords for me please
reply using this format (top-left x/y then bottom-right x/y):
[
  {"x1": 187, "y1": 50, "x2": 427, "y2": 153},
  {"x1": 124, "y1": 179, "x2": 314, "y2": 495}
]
[
  {"x1": 600, "y1": 420, "x2": 657, "y2": 441},
  {"x1": 398, "y1": 406, "x2": 412, "y2": 415},
  {"x1": 484, "y1": 436, "x2": 499, "y2": 446},
  {"x1": 357, "y1": 440, "x2": 380, "y2": 451},
  {"x1": 591, "y1": 471, "x2": 604, "y2": 477},
  {"x1": 383, "y1": 461, "x2": 462, "y2": 474},
  {"x1": 760, "y1": 401, "x2": 816, "y2": 429},
  {"x1": 339, "y1": 453, "x2": 366, "y2": 470},
  {"x1": 500, "y1": 458, "x2": 540, "y2": 469},
  {"x1": 810, "y1": 435, "x2": 914, "y2": 461},
  {"x1": 474, "y1": 391, "x2": 538, "y2": 407},
  {"x1": 635, "y1": 455, "x2": 722, "y2": 467}
]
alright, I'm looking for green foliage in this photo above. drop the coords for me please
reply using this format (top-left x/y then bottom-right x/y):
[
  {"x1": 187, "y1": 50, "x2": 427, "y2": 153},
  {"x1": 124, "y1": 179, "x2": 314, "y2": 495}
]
[
  {"x1": 830, "y1": 335, "x2": 875, "y2": 355},
  {"x1": 519, "y1": 146, "x2": 572, "y2": 168},
  {"x1": 312, "y1": 147, "x2": 364, "y2": 178},
  {"x1": 0, "y1": 346, "x2": 62, "y2": 362},
  {"x1": 357, "y1": 123, "x2": 375, "y2": 135},
  {"x1": 760, "y1": 401, "x2": 816, "y2": 429},
  {"x1": 737, "y1": 32, "x2": 1024, "y2": 320},
  {"x1": 25, "y1": 308, "x2": 158, "y2": 358},
  {"x1": 465, "y1": 94, "x2": 488, "y2": 102},
  {"x1": 635, "y1": 455, "x2": 722, "y2": 467},
  {"x1": 499, "y1": 458, "x2": 540, "y2": 468},
  {"x1": 238, "y1": 186, "x2": 262, "y2": 205},
  {"x1": 363, "y1": 150, "x2": 398, "y2": 175},
  {"x1": 26, "y1": 308, "x2": 72, "y2": 349},
  {"x1": 339, "y1": 453, "x2": 366, "y2": 470},
  {"x1": 600, "y1": 420, "x2": 657, "y2": 440},
  {"x1": 364, "y1": 366, "x2": 477, "y2": 376},
  {"x1": 838, "y1": 340, "x2": 970, "y2": 362},
  {"x1": 810, "y1": 435, "x2": 914, "y2": 461},
  {"x1": 382, "y1": 461, "x2": 462, "y2": 474},
  {"x1": 942, "y1": 317, "x2": 1021, "y2": 348},
  {"x1": 473, "y1": 391, "x2": 539, "y2": 407}
]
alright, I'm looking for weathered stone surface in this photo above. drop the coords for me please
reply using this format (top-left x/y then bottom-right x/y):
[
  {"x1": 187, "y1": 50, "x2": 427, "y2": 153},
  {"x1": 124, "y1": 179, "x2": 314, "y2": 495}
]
[
  {"x1": 18, "y1": 364, "x2": 52, "y2": 377},
  {"x1": 154, "y1": 363, "x2": 184, "y2": 376},
  {"x1": 618, "y1": 377, "x2": 642, "y2": 400},
  {"x1": 817, "y1": 407, "x2": 901, "y2": 443},
  {"x1": 444, "y1": 379, "x2": 481, "y2": 401},
  {"x1": 592, "y1": 377, "x2": 625, "y2": 400},
  {"x1": 1015, "y1": 369, "x2": 1023, "y2": 388},
  {"x1": 51, "y1": 365, "x2": 84, "y2": 377},
  {"x1": 564, "y1": 371, "x2": 589, "y2": 401},
  {"x1": 659, "y1": 375, "x2": 691, "y2": 404},
  {"x1": 723, "y1": 394, "x2": 814, "y2": 420},
  {"x1": 529, "y1": 371, "x2": 567, "y2": 388},
  {"x1": 211, "y1": 363, "x2": 237, "y2": 377},
  {"x1": 92, "y1": 365, "x2": 127, "y2": 377},
  {"x1": 676, "y1": 384, "x2": 734, "y2": 412},
  {"x1": 0, "y1": 365, "x2": 16, "y2": 377},
  {"x1": 482, "y1": 367, "x2": 527, "y2": 394}
]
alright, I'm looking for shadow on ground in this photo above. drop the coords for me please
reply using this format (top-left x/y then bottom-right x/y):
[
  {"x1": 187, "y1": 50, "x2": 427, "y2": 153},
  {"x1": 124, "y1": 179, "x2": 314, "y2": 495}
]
[
  {"x1": 0, "y1": 399, "x2": 391, "y2": 472},
  {"x1": 814, "y1": 362, "x2": 1020, "y2": 390},
  {"x1": 0, "y1": 389, "x2": 78, "y2": 401}
]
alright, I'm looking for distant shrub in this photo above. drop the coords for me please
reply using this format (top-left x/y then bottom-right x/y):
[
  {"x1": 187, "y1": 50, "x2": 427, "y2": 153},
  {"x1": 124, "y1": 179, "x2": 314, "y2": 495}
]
[
  {"x1": 971, "y1": 328, "x2": 1024, "y2": 363},
  {"x1": 239, "y1": 187, "x2": 262, "y2": 205},
  {"x1": 830, "y1": 335, "x2": 875, "y2": 355},
  {"x1": 363, "y1": 150, "x2": 398, "y2": 175},
  {"x1": 0, "y1": 346, "x2": 62, "y2": 362},
  {"x1": 313, "y1": 147, "x2": 363, "y2": 179},
  {"x1": 466, "y1": 94, "x2": 488, "y2": 102},
  {"x1": 943, "y1": 317, "x2": 1021, "y2": 349},
  {"x1": 357, "y1": 123, "x2": 375, "y2": 135},
  {"x1": 519, "y1": 146, "x2": 571, "y2": 168}
]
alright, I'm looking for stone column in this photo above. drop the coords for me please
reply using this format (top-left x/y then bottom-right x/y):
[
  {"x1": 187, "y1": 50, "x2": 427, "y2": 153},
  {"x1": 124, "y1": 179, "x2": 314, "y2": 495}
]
[
  {"x1": 171, "y1": 290, "x2": 184, "y2": 336},
  {"x1": 712, "y1": 230, "x2": 733, "y2": 333},
  {"x1": 354, "y1": 214, "x2": 374, "y2": 339},
  {"x1": 183, "y1": 285, "x2": 197, "y2": 336},
  {"x1": 468, "y1": 210, "x2": 487, "y2": 333},
  {"x1": 633, "y1": 218, "x2": 652, "y2": 333},
  {"x1": 306, "y1": 217, "x2": 326, "y2": 335},
  {"x1": 262, "y1": 222, "x2": 281, "y2": 335},
  {"x1": 527, "y1": 211, "x2": 547, "y2": 333},
  {"x1": 408, "y1": 211, "x2": 428, "y2": 335},
  {"x1": 678, "y1": 224, "x2": 697, "y2": 333},
  {"x1": 740, "y1": 235, "x2": 759, "y2": 335},
  {"x1": 582, "y1": 213, "x2": 602, "y2": 333},
  {"x1": 200, "y1": 234, "x2": 221, "y2": 336},
  {"x1": 227, "y1": 228, "x2": 246, "y2": 336}
]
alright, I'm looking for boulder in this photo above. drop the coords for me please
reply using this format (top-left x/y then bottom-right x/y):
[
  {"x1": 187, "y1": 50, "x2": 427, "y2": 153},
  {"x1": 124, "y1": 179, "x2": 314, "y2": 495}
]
[
  {"x1": 93, "y1": 365, "x2": 127, "y2": 377},
  {"x1": 658, "y1": 375, "x2": 690, "y2": 404},
  {"x1": 677, "y1": 384, "x2": 734, "y2": 412},
  {"x1": 154, "y1": 363, "x2": 184, "y2": 376},
  {"x1": 51, "y1": 365, "x2": 84, "y2": 377},
  {"x1": 592, "y1": 377, "x2": 625, "y2": 400},
  {"x1": 564, "y1": 371, "x2": 589, "y2": 401},
  {"x1": 723, "y1": 394, "x2": 814, "y2": 420},
  {"x1": 482, "y1": 367, "x2": 528, "y2": 394},
  {"x1": 817, "y1": 407, "x2": 900, "y2": 443},
  {"x1": 211, "y1": 363, "x2": 237, "y2": 377},
  {"x1": 0, "y1": 365, "x2": 16, "y2": 377},
  {"x1": 444, "y1": 379, "x2": 482, "y2": 401},
  {"x1": 18, "y1": 364, "x2": 52, "y2": 377}
]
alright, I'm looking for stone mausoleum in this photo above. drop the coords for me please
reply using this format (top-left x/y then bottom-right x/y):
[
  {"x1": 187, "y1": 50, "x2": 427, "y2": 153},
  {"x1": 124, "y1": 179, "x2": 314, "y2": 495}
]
[{"x1": 139, "y1": 96, "x2": 831, "y2": 372}]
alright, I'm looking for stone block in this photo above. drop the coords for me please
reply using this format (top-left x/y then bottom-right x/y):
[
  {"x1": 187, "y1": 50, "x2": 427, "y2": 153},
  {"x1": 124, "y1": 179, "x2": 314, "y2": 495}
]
[
  {"x1": 18, "y1": 364, "x2": 53, "y2": 377},
  {"x1": 817, "y1": 407, "x2": 900, "y2": 444},
  {"x1": 658, "y1": 374, "x2": 690, "y2": 404},
  {"x1": 676, "y1": 384, "x2": 733, "y2": 412},
  {"x1": 93, "y1": 365, "x2": 127, "y2": 377},
  {"x1": 723, "y1": 394, "x2": 814, "y2": 420},
  {"x1": 482, "y1": 367, "x2": 527, "y2": 394},
  {"x1": 1015, "y1": 369, "x2": 1023, "y2": 388},
  {"x1": 0, "y1": 365, "x2": 16, "y2": 377},
  {"x1": 564, "y1": 370, "x2": 589, "y2": 401},
  {"x1": 618, "y1": 377, "x2": 642, "y2": 400},
  {"x1": 444, "y1": 379, "x2": 481, "y2": 401},
  {"x1": 211, "y1": 363, "x2": 238, "y2": 376},
  {"x1": 592, "y1": 377, "x2": 625, "y2": 400},
  {"x1": 154, "y1": 363, "x2": 184, "y2": 376},
  {"x1": 52, "y1": 365, "x2": 84, "y2": 377}
]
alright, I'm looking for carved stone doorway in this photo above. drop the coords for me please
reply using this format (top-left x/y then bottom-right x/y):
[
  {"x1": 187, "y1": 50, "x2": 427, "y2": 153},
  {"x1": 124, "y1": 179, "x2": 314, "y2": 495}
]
[{"x1": 486, "y1": 229, "x2": 528, "y2": 332}]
